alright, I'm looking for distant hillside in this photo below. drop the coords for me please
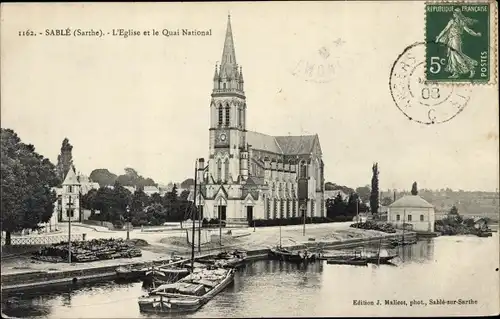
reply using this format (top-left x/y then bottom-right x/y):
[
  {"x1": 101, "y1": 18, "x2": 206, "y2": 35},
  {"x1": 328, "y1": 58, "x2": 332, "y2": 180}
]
[{"x1": 384, "y1": 189, "x2": 499, "y2": 221}]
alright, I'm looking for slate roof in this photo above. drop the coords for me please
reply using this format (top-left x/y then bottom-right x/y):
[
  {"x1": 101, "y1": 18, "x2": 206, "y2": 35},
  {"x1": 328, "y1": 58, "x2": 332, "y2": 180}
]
[
  {"x1": 389, "y1": 195, "x2": 434, "y2": 209},
  {"x1": 242, "y1": 189, "x2": 260, "y2": 201},
  {"x1": 275, "y1": 135, "x2": 318, "y2": 155},
  {"x1": 247, "y1": 131, "x2": 282, "y2": 154},
  {"x1": 246, "y1": 131, "x2": 319, "y2": 155},
  {"x1": 245, "y1": 176, "x2": 265, "y2": 186}
]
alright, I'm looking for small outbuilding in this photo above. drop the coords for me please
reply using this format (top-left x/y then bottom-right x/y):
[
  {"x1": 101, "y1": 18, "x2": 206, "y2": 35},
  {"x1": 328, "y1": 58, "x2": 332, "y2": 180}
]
[{"x1": 388, "y1": 195, "x2": 435, "y2": 232}]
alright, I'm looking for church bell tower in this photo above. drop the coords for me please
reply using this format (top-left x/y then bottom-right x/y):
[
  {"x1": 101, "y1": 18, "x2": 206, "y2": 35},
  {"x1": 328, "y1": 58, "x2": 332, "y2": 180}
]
[{"x1": 209, "y1": 15, "x2": 247, "y2": 184}]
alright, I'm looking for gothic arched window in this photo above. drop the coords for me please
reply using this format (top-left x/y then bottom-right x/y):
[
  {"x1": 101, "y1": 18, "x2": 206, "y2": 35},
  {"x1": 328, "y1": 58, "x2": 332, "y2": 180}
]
[
  {"x1": 224, "y1": 158, "x2": 229, "y2": 182},
  {"x1": 237, "y1": 107, "x2": 240, "y2": 127},
  {"x1": 225, "y1": 105, "x2": 230, "y2": 126},
  {"x1": 217, "y1": 160, "x2": 222, "y2": 181},
  {"x1": 316, "y1": 159, "x2": 321, "y2": 188},
  {"x1": 299, "y1": 161, "x2": 307, "y2": 178},
  {"x1": 218, "y1": 106, "x2": 223, "y2": 126}
]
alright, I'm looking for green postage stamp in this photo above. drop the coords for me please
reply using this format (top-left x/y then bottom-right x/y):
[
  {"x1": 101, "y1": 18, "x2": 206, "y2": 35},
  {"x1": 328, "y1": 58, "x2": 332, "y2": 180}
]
[{"x1": 425, "y1": 2, "x2": 492, "y2": 83}]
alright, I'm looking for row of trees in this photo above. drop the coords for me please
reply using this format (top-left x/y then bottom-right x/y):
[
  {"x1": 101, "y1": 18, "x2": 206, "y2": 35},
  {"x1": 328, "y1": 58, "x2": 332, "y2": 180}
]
[
  {"x1": 1, "y1": 129, "x2": 59, "y2": 245},
  {"x1": 326, "y1": 193, "x2": 369, "y2": 221},
  {"x1": 81, "y1": 183, "x2": 197, "y2": 227}
]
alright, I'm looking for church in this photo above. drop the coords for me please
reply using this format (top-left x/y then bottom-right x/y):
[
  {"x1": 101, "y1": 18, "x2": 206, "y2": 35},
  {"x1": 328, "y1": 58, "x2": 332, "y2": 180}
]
[{"x1": 195, "y1": 15, "x2": 326, "y2": 227}]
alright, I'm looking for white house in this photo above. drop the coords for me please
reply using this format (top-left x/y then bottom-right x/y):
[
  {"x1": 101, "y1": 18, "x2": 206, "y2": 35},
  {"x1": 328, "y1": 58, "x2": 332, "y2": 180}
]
[
  {"x1": 55, "y1": 167, "x2": 100, "y2": 223},
  {"x1": 388, "y1": 195, "x2": 435, "y2": 232}
]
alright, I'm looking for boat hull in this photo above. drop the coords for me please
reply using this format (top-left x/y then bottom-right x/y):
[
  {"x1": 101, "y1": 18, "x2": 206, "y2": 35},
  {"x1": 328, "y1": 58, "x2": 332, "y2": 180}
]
[
  {"x1": 268, "y1": 249, "x2": 316, "y2": 263},
  {"x1": 138, "y1": 269, "x2": 235, "y2": 314},
  {"x1": 142, "y1": 268, "x2": 190, "y2": 284},
  {"x1": 115, "y1": 266, "x2": 145, "y2": 281},
  {"x1": 326, "y1": 259, "x2": 368, "y2": 266},
  {"x1": 138, "y1": 296, "x2": 201, "y2": 313},
  {"x1": 389, "y1": 239, "x2": 418, "y2": 247}
]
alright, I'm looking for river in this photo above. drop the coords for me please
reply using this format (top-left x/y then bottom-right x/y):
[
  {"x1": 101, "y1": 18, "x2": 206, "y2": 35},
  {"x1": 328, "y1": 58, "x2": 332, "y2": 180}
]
[{"x1": 2, "y1": 234, "x2": 498, "y2": 317}]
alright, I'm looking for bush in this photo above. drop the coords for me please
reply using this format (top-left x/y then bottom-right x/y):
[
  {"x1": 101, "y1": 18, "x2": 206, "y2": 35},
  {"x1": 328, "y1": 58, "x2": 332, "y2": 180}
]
[
  {"x1": 250, "y1": 217, "x2": 332, "y2": 227},
  {"x1": 113, "y1": 220, "x2": 124, "y2": 230}
]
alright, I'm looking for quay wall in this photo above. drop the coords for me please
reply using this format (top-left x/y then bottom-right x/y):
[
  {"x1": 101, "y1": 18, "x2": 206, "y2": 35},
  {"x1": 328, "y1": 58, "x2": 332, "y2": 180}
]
[{"x1": 1, "y1": 232, "x2": 415, "y2": 293}]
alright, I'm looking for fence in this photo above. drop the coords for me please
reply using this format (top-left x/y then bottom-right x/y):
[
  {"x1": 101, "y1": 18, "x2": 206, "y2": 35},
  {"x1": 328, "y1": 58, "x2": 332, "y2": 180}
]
[{"x1": 1, "y1": 233, "x2": 84, "y2": 246}]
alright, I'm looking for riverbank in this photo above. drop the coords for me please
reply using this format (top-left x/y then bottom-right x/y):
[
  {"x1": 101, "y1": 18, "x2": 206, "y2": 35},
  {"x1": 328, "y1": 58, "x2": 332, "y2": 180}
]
[{"x1": 1, "y1": 227, "x2": 414, "y2": 293}]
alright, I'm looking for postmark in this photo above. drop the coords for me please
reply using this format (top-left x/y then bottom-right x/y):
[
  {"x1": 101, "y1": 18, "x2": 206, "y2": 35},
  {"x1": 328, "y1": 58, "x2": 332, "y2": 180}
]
[
  {"x1": 390, "y1": 42, "x2": 471, "y2": 125},
  {"x1": 425, "y1": 2, "x2": 492, "y2": 83},
  {"x1": 291, "y1": 38, "x2": 344, "y2": 83}
]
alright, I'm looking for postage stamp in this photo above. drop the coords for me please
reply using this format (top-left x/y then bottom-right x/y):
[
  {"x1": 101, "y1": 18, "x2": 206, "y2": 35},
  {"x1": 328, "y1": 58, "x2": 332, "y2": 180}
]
[
  {"x1": 390, "y1": 42, "x2": 472, "y2": 125},
  {"x1": 425, "y1": 2, "x2": 493, "y2": 83}
]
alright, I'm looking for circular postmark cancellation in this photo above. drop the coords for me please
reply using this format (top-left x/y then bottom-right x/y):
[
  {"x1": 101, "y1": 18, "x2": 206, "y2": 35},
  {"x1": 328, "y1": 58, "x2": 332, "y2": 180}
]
[{"x1": 389, "y1": 42, "x2": 472, "y2": 125}]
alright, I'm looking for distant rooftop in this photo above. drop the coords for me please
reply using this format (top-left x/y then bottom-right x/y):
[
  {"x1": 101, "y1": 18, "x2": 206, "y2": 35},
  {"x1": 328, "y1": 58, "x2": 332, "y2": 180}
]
[{"x1": 389, "y1": 195, "x2": 434, "y2": 209}]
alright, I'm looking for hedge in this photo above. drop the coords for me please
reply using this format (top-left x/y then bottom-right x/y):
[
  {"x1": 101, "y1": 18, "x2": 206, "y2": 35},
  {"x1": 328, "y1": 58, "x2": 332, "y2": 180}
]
[{"x1": 248, "y1": 216, "x2": 354, "y2": 227}]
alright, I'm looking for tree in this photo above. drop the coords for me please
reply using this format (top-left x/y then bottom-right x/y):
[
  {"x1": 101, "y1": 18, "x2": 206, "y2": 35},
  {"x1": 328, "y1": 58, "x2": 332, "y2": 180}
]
[
  {"x1": 449, "y1": 205, "x2": 459, "y2": 215},
  {"x1": 179, "y1": 189, "x2": 190, "y2": 201},
  {"x1": 1, "y1": 129, "x2": 58, "y2": 245},
  {"x1": 116, "y1": 167, "x2": 156, "y2": 188},
  {"x1": 411, "y1": 182, "x2": 418, "y2": 195},
  {"x1": 89, "y1": 168, "x2": 117, "y2": 187},
  {"x1": 325, "y1": 182, "x2": 355, "y2": 194},
  {"x1": 326, "y1": 193, "x2": 347, "y2": 219},
  {"x1": 81, "y1": 189, "x2": 98, "y2": 214},
  {"x1": 180, "y1": 178, "x2": 195, "y2": 189},
  {"x1": 355, "y1": 186, "x2": 371, "y2": 203},
  {"x1": 55, "y1": 138, "x2": 74, "y2": 185},
  {"x1": 111, "y1": 181, "x2": 132, "y2": 218},
  {"x1": 345, "y1": 193, "x2": 360, "y2": 217},
  {"x1": 131, "y1": 188, "x2": 148, "y2": 212},
  {"x1": 163, "y1": 184, "x2": 182, "y2": 223},
  {"x1": 381, "y1": 196, "x2": 393, "y2": 207},
  {"x1": 150, "y1": 192, "x2": 162, "y2": 205},
  {"x1": 92, "y1": 187, "x2": 115, "y2": 221},
  {"x1": 370, "y1": 163, "x2": 379, "y2": 217}
]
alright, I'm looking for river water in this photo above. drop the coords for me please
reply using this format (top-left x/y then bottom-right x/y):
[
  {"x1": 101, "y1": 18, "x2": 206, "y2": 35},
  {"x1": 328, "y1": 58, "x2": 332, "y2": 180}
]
[{"x1": 2, "y1": 234, "x2": 499, "y2": 318}]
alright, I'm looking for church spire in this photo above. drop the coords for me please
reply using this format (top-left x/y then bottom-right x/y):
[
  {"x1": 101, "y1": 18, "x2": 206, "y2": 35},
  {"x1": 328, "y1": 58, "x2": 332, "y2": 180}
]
[{"x1": 220, "y1": 14, "x2": 237, "y2": 77}]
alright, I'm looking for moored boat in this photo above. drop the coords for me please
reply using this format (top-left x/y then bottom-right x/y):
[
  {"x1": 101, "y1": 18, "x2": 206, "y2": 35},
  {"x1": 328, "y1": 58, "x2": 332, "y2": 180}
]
[
  {"x1": 197, "y1": 250, "x2": 248, "y2": 269},
  {"x1": 142, "y1": 266, "x2": 191, "y2": 285},
  {"x1": 389, "y1": 238, "x2": 418, "y2": 247},
  {"x1": 476, "y1": 231, "x2": 493, "y2": 237},
  {"x1": 115, "y1": 265, "x2": 147, "y2": 281},
  {"x1": 138, "y1": 268, "x2": 235, "y2": 313},
  {"x1": 268, "y1": 246, "x2": 317, "y2": 263},
  {"x1": 326, "y1": 258, "x2": 368, "y2": 266}
]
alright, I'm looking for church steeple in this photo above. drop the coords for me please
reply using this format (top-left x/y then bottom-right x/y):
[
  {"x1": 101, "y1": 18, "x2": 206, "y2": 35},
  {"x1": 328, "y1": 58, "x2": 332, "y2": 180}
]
[
  {"x1": 212, "y1": 14, "x2": 244, "y2": 94},
  {"x1": 220, "y1": 14, "x2": 237, "y2": 77}
]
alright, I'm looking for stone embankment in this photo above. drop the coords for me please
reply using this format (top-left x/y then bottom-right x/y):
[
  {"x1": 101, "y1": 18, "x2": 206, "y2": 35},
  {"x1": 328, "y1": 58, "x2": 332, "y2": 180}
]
[{"x1": 1, "y1": 230, "x2": 415, "y2": 293}]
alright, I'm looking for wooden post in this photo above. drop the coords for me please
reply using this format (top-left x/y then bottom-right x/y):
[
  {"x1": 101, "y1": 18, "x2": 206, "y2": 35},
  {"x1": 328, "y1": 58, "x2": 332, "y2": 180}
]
[
  {"x1": 302, "y1": 201, "x2": 306, "y2": 236},
  {"x1": 191, "y1": 161, "x2": 198, "y2": 273},
  {"x1": 198, "y1": 205, "x2": 201, "y2": 253},
  {"x1": 67, "y1": 196, "x2": 73, "y2": 264}
]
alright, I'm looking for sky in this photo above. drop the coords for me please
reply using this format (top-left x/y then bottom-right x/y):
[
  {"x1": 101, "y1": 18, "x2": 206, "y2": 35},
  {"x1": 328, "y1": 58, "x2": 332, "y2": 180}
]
[{"x1": 1, "y1": 2, "x2": 499, "y2": 192}]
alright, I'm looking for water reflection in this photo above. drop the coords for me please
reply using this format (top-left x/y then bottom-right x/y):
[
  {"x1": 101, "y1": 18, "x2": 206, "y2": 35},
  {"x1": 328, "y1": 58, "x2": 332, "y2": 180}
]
[{"x1": 2, "y1": 235, "x2": 498, "y2": 318}]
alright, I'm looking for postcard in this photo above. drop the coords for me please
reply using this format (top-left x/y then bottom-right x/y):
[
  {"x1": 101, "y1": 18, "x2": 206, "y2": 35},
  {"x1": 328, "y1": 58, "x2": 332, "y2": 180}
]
[{"x1": 1, "y1": 1, "x2": 499, "y2": 318}]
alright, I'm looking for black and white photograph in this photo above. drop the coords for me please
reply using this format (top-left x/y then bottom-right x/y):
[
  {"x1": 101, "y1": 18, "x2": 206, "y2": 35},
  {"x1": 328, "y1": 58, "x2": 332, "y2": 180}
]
[{"x1": 1, "y1": 1, "x2": 499, "y2": 318}]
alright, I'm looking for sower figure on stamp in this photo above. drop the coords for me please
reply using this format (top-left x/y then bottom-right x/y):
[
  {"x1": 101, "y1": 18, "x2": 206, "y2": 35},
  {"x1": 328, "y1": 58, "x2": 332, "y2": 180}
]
[{"x1": 435, "y1": 8, "x2": 482, "y2": 79}]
